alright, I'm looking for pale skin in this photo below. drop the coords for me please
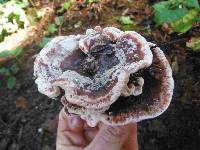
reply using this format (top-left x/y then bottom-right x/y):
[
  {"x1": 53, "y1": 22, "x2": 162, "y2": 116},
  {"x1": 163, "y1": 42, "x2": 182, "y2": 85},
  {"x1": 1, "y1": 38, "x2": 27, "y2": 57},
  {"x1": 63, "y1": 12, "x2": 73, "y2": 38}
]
[{"x1": 57, "y1": 109, "x2": 138, "y2": 150}]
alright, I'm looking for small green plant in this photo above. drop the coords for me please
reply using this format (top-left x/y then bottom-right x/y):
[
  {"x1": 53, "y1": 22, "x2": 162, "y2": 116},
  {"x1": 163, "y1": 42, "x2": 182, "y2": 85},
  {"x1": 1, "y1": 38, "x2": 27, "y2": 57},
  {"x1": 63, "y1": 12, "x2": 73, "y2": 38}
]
[
  {"x1": 57, "y1": 1, "x2": 73, "y2": 13},
  {"x1": 119, "y1": 16, "x2": 134, "y2": 25},
  {"x1": 153, "y1": 0, "x2": 200, "y2": 33},
  {"x1": 0, "y1": 47, "x2": 23, "y2": 58},
  {"x1": 0, "y1": 63, "x2": 19, "y2": 89},
  {"x1": 118, "y1": 16, "x2": 135, "y2": 31},
  {"x1": 39, "y1": 22, "x2": 57, "y2": 48},
  {"x1": 39, "y1": 16, "x2": 64, "y2": 48},
  {"x1": 48, "y1": 23, "x2": 57, "y2": 34},
  {"x1": 0, "y1": 47, "x2": 22, "y2": 89}
]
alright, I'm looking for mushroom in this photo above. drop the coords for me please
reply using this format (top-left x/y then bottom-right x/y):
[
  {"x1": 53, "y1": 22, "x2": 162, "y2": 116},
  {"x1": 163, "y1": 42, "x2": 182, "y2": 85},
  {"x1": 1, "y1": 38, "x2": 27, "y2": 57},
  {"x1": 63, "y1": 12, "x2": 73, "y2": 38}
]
[{"x1": 34, "y1": 26, "x2": 174, "y2": 127}]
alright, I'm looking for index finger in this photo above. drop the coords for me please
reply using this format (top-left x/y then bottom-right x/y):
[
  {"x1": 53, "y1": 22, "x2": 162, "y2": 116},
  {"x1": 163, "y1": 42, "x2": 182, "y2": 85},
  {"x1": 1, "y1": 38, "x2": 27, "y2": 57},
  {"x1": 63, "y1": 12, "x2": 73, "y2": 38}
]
[
  {"x1": 58, "y1": 108, "x2": 84, "y2": 132},
  {"x1": 56, "y1": 109, "x2": 87, "y2": 149}
]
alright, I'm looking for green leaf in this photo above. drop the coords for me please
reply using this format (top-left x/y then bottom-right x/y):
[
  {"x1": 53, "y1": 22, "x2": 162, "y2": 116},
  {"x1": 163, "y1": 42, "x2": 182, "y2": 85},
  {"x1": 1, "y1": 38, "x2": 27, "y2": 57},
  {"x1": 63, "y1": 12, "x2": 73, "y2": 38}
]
[
  {"x1": 57, "y1": 7, "x2": 65, "y2": 13},
  {"x1": 187, "y1": 37, "x2": 200, "y2": 52},
  {"x1": 171, "y1": 9, "x2": 199, "y2": 33},
  {"x1": 7, "y1": 76, "x2": 16, "y2": 90},
  {"x1": 153, "y1": 1, "x2": 170, "y2": 11},
  {"x1": 0, "y1": 50, "x2": 11, "y2": 58},
  {"x1": 57, "y1": 2, "x2": 71, "y2": 13},
  {"x1": 197, "y1": 16, "x2": 200, "y2": 22},
  {"x1": 155, "y1": 8, "x2": 188, "y2": 25},
  {"x1": 0, "y1": 48, "x2": 22, "y2": 58},
  {"x1": 153, "y1": 1, "x2": 188, "y2": 25},
  {"x1": 185, "y1": 0, "x2": 200, "y2": 9},
  {"x1": 0, "y1": 67, "x2": 10, "y2": 76},
  {"x1": 119, "y1": 16, "x2": 134, "y2": 25},
  {"x1": 63, "y1": 2, "x2": 71, "y2": 10},
  {"x1": 48, "y1": 23, "x2": 57, "y2": 34},
  {"x1": 11, "y1": 47, "x2": 23, "y2": 56},
  {"x1": 0, "y1": 67, "x2": 8, "y2": 75},
  {"x1": 39, "y1": 37, "x2": 52, "y2": 48},
  {"x1": 10, "y1": 63, "x2": 19, "y2": 74},
  {"x1": 153, "y1": 0, "x2": 200, "y2": 33}
]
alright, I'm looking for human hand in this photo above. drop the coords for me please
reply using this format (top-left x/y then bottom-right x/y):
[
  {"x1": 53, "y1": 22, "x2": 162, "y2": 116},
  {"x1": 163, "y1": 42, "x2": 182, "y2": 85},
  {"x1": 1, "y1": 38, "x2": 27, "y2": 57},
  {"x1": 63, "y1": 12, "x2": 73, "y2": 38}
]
[{"x1": 56, "y1": 109, "x2": 138, "y2": 150}]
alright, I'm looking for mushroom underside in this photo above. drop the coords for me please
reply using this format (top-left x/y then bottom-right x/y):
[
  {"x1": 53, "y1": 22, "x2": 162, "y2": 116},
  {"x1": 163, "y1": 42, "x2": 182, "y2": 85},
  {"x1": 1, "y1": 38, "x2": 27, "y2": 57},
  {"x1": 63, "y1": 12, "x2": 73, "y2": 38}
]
[{"x1": 63, "y1": 46, "x2": 173, "y2": 125}]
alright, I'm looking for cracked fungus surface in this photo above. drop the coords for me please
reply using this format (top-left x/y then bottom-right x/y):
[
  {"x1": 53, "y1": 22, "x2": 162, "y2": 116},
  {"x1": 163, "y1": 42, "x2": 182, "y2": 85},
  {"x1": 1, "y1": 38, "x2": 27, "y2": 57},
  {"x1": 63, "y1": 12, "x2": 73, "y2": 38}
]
[{"x1": 34, "y1": 26, "x2": 174, "y2": 127}]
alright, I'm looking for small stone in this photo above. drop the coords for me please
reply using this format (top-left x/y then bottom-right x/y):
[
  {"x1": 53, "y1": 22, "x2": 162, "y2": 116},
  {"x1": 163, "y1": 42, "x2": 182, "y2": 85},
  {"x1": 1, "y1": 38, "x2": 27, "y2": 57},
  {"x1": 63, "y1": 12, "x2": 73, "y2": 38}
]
[{"x1": 38, "y1": 128, "x2": 43, "y2": 133}]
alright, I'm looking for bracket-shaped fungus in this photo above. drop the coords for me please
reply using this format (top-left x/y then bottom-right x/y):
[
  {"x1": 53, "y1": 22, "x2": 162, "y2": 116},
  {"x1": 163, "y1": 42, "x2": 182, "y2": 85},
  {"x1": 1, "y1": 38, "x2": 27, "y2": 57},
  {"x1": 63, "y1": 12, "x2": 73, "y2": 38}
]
[{"x1": 34, "y1": 26, "x2": 174, "y2": 127}]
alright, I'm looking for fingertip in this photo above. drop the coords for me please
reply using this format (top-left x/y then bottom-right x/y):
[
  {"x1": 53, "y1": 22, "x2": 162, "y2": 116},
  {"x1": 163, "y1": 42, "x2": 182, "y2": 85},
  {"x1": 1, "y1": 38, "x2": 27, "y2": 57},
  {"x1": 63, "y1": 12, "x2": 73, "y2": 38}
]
[
  {"x1": 58, "y1": 108, "x2": 84, "y2": 132},
  {"x1": 70, "y1": 115, "x2": 84, "y2": 131},
  {"x1": 58, "y1": 108, "x2": 70, "y2": 131}
]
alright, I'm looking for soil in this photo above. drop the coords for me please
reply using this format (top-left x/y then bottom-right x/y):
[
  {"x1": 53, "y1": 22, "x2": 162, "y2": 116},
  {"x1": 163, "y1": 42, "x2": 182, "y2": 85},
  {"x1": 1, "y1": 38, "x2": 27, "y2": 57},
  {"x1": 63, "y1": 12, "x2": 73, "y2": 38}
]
[{"x1": 0, "y1": 1, "x2": 200, "y2": 150}]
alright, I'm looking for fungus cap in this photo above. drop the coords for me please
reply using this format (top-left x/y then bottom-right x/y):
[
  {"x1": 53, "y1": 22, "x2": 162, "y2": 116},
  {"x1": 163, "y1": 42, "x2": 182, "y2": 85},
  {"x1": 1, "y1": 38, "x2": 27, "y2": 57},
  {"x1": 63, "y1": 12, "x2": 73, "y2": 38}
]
[{"x1": 34, "y1": 26, "x2": 174, "y2": 126}]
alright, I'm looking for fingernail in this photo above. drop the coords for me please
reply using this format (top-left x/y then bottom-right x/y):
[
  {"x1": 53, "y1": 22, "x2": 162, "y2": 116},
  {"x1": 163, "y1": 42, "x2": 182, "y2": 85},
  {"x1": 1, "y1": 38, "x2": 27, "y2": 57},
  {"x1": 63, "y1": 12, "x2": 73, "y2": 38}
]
[{"x1": 71, "y1": 115, "x2": 82, "y2": 127}]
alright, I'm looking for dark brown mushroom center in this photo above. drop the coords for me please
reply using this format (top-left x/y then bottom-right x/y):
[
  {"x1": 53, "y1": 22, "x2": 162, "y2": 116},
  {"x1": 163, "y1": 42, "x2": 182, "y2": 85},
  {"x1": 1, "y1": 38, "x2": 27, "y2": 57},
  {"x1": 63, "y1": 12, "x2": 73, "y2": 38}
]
[
  {"x1": 60, "y1": 37, "x2": 120, "y2": 79},
  {"x1": 105, "y1": 48, "x2": 166, "y2": 123},
  {"x1": 82, "y1": 44, "x2": 119, "y2": 76},
  {"x1": 106, "y1": 68, "x2": 161, "y2": 115},
  {"x1": 59, "y1": 34, "x2": 144, "y2": 80}
]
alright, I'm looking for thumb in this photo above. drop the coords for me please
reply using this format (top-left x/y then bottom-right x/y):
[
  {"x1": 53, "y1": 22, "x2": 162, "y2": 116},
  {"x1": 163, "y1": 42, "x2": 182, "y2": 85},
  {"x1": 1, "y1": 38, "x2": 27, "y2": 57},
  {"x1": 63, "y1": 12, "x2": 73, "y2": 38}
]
[{"x1": 85, "y1": 124, "x2": 129, "y2": 150}]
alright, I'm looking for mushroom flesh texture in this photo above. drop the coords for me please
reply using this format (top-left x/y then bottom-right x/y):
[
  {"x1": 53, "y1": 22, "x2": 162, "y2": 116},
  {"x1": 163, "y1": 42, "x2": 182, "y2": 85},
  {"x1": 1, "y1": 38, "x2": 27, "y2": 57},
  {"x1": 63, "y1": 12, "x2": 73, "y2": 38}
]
[{"x1": 34, "y1": 26, "x2": 174, "y2": 127}]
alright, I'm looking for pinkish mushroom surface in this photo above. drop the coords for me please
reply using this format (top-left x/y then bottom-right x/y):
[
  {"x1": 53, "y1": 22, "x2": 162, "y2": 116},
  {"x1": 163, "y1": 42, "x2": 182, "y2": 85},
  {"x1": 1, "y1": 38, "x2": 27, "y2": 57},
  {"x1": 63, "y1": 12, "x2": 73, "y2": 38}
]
[{"x1": 34, "y1": 26, "x2": 174, "y2": 127}]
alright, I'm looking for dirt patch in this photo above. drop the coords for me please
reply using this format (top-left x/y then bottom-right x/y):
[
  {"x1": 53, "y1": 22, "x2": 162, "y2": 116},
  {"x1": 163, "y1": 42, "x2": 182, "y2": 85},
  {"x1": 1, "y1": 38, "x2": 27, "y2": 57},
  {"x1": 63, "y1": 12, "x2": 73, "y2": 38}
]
[{"x1": 0, "y1": 1, "x2": 200, "y2": 150}]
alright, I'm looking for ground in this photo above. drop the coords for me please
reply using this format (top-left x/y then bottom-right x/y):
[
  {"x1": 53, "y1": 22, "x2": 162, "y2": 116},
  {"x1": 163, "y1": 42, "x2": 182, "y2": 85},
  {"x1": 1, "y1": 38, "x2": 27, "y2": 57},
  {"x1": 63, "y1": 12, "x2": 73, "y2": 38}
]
[{"x1": 0, "y1": 1, "x2": 200, "y2": 150}]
